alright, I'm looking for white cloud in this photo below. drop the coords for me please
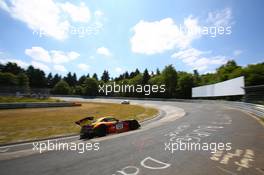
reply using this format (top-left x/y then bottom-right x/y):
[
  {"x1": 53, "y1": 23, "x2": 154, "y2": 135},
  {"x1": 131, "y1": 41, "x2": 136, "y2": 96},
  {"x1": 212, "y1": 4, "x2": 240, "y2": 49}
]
[
  {"x1": 51, "y1": 50, "x2": 80, "y2": 64},
  {"x1": 94, "y1": 10, "x2": 104, "y2": 18},
  {"x1": 54, "y1": 64, "x2": 67, "y2": 72},
  {"x1": 0, "y1": 1, "x2": 10, "y2": 12},
  {"x1": 206, "y1": 8, "x2": 233, "y2": 27},
  {"x1": 0, "y1": 58, "x2": 29, "y2": 68},
  {"x1": 0, "y1": 0, "x2": 70, "y2": 40},
  {"x1": 172, "y1": 48, "x2": 228, "y2": 72},
  {"x1": 171, "y1": 48, "x2": 207, "y2": 64},
  {"x1": 115, "y1": 67, "x2": 123, "y2": 73},
  {"x1": 60, "y1": 2, "x2": 91, "y2": 23},
  {"x1": 130, "y1": 17, "x2": 201, "y2": 55},
  {"x1": 233, "y1": 50, "x2": 243, "y2": 56},
  {"x1": 0, "y1": 0, "x2": 100, "y2": 40},
  {"x1": 89, "y1": 56, "x2": 95, "y2": 60},
  {"x1": 25, "y1": 47, "x2": 51, "y2": 63},
  {"x1": 78, "y1": 63, "x2": 90, "y2": 71},
  {"x1": 130, "y1": 8, "x2": 233, "y2": 55},
  {"x1": 192, "y1": 56, "x2": 227, "y2": 71},
  {"x1": 31, "y1": 61, "x2": 50, "y2": 72},
  {"x1": 25, "y1": 46, "x2": 80, "y2": 64},
  {"x1": 68, "y1": 51, "x2": 80, "y2": 60},
  {"x1": 96, "y1": 47, "x2": 112, "y2": 57}
]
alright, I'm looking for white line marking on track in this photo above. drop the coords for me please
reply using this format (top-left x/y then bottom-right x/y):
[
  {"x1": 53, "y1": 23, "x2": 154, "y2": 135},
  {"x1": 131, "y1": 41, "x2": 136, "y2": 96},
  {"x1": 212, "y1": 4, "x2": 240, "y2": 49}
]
[{"x1": 0, "y1": 148, "x2": 9, "y2": 153}]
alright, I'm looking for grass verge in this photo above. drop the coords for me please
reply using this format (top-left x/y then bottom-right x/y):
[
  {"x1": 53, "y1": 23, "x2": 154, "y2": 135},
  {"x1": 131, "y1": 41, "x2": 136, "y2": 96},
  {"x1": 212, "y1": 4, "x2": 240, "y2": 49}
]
[
  {"x1": 0, "y1": 102, "x2": 158, "y2": 144},
  {"x1": 0, "y1": 96, "x2": 61, "y2": 103}
]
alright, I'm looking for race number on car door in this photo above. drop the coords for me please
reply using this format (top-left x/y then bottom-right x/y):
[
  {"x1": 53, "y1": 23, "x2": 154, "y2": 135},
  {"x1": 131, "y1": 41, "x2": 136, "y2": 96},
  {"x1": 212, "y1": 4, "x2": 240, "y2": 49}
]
[{"x1": 116, "y1": 122, "x2": 123, "y2": 130}]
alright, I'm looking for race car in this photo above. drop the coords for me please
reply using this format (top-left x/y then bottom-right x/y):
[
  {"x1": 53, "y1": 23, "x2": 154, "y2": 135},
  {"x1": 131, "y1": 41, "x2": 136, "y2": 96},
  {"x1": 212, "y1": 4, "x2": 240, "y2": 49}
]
[
  {"x1": 121, "y1": 100, "x2": 130, "y2": 104},
  {"x1": 75, "y1": 116, "x2": 140, "y2": 139}
]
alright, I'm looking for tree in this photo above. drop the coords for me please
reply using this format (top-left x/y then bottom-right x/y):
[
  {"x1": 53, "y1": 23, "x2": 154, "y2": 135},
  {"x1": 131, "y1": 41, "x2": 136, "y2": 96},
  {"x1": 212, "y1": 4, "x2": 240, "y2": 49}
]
[
  {"x1": 162, "y1": 65, "x2": 177, "y2": 97},
  {"x1": 0, "y1": 72, "x2": 17, "y2": 86},
  {"x1": 74, "y1": 85, "x2": 84, "y2": 95},
  {"x1": 129, "y1": 74, "x2": 143, "y2": 85},
  {"x1": 73, "y1": 73, "x2": 77, "y2": 86},
  {"x1": 244, "y1": 62, "x2": 264, "y2": 86},
  {"x1": 2, "y1": 62, "x2": 24, "y2": 75},
  {"x1": 51, "y1": 74, "x2": 61, "y2": 88},
  {"x1": 135, "y1": 69, "x2": 140, "y2": 75},
  {"x1": 177, "y1": 73, "x2": 194, "y2": 99},
  {"x1": 101, "y1": 70, "x2": 110, "y2": 83},
  {"x1": 129, "y1": 71, "x2": 135, "y2": 79},
  {"x1": 0, "y1": 63, "x2": 4, "y2": 72},
  {"x1": 83, "y1": 78, "x2": 98, "y2": 96},
  {"x1": 78, "y1": 75, "x2": 87, "y2": 85},
  {"x1": 92, "y1": 73, "x2": 98, "y2": 81},
  {"x1": 128, "y1": 74, "x2": 143, "y2": 97},
  {"x1": 193, "y1": 69, "x2": 200, "y2": 86},
  {"x1": 124, "y1": 71, "x2": 129, "y2": 79},
  {"x1": 149, "y1": 75, "x2": 164, "y2": 86},
  {"x1": 0, "y1": 69, "x2": 29, "y2": 92},
  {"x1": 156, "y1": 68, "x2": 161, "y2": 75},
  {"x1": 47, "y1": 73, "x2": 53, "y2": 88},
  {"x1": 200, "y1": 73, "x2": 217, "y2": 85},
  {"x1": 142, "y1": 69, "x2": 150, "y2": 84},
  {"x1": 114, "y1": 74, "x2": 124, "y2": 81},
  {"x1": 129, "y1": 69, "x2": 139, "y2": 79},
  {"x1": 64, "y1": 72, "x2": 77, "y2": 86},
  {"x1": 149, "y1": 75, "x2": 165, "y2": 97},
  {"x1": 52, "y1": 80, "x2": 71, "y2": 95},
  {"x1": 17, "y1": 73, "x2": 29, "y2": 91},
  {"x1": 26, "y1": 66, "x2": 47, "y2": 88},
  {"x1": 216, "y1": 60, "x2": 240, "y2": 81}
]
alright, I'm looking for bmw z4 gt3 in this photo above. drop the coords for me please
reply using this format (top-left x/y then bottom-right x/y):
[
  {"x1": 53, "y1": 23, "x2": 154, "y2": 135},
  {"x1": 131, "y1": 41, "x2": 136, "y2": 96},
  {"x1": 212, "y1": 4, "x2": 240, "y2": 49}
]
[{"x1": 75, "y1": 116, "x2": 140, "y2": 139}]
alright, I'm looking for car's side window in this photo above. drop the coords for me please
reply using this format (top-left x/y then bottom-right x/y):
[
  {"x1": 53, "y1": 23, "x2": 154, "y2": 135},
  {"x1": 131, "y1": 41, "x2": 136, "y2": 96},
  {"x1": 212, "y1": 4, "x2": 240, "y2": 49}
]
[
  {"x1": 102, "y1": 118, "x2": 109, "y2": 122},
  {"x1": 101, "y1": 118, "x2": 118, "y2": 122},
  {"x1": 106, "y1": 118, "x2": 117, "y2": 122}
]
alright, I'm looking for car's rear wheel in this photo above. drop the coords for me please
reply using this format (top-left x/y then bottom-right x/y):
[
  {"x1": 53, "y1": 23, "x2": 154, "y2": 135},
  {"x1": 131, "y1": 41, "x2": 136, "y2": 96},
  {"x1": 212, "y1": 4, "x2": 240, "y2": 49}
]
[
  {"x1": 95, "y1": 125, "x2": 107, "y2": 137},
  {"x1": 129, "y1": 120, "x2": 140, "y2": 130},
  {"x1": 80, "y1": 126, "x2": 94, "y2": 139}
]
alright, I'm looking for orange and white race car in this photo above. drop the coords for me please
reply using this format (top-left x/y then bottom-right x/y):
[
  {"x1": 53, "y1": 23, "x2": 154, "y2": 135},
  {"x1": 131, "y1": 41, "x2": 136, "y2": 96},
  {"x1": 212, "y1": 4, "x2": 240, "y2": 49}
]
[{"x1": 75, "y1": 116, "x2": 140, "y2": 139}]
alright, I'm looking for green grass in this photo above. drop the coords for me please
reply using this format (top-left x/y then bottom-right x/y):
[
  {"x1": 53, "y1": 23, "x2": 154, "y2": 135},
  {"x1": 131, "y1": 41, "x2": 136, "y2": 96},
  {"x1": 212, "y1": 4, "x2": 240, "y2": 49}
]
[
  {"x1": 0, "y1": 102, "x2": 158, "y2": 144},
  {"x1": 0, "y1": 96, "x2": 61, "y2": 103}
]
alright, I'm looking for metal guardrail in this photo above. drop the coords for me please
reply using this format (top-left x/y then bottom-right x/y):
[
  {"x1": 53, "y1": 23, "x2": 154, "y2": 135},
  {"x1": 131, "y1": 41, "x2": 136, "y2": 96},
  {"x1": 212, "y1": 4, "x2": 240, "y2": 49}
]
[
  {"x1": 222, "y1": 101, "x2": 264, "y2": 119},
  {"x1": 0, "y1": 102, "x2": 81, "y2": 109}
]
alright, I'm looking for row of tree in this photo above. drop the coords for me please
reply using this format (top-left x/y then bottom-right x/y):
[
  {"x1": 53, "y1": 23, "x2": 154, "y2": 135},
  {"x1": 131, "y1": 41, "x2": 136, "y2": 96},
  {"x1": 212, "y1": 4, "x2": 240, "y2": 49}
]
[{"x1": 0, "y1": 60, "x2": 263, "y2": 98}]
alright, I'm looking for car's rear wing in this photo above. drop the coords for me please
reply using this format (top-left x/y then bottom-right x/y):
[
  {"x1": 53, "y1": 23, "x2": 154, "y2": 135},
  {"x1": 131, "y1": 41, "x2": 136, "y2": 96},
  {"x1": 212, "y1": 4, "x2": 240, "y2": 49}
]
[{"x1": 75, "y1": 116, "x2": 94, "y2": 126}]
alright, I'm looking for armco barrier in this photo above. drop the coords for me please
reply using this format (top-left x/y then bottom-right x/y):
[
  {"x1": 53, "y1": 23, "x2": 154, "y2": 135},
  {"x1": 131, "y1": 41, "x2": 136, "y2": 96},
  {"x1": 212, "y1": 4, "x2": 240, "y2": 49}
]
[
  {"x1": 221, "y1": 101, "x2": 264, "y2": 119},
  {"x1": 0, "y1": 102, "x2": 81, "y2": 109}
]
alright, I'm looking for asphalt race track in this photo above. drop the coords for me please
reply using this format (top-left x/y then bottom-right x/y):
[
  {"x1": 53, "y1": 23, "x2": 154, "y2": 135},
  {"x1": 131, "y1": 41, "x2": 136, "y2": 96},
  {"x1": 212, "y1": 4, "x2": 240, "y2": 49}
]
[{"x1": 0, "y1": 98, "x2": 263, "y2": 175}]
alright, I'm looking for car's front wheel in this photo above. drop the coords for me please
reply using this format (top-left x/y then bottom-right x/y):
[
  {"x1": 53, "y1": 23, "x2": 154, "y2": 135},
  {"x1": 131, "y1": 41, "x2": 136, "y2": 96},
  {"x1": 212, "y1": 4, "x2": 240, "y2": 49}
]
[{"x1": 129, "y1": 120, "x2": 140, "y2": 130}]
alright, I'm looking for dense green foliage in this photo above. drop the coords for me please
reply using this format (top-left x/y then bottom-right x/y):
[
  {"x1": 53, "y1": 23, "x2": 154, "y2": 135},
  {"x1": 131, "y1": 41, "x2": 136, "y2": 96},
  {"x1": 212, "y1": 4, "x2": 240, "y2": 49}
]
[
  {"x1": 52, "y1": 80, "x2": 71, "y2": 95},
  {"x1": 83, "y1": 78, "x2": 98, "y2": 96},
  {"x1": 0, "y1": 60, "x2": 263, "y2": 98}
]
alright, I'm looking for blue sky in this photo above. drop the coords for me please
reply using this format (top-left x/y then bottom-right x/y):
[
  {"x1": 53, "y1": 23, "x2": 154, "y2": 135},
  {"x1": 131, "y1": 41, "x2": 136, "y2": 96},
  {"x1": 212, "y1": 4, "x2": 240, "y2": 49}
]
[{"x1": 0, "y1": 0, "x2": 263, "y2": 78}]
